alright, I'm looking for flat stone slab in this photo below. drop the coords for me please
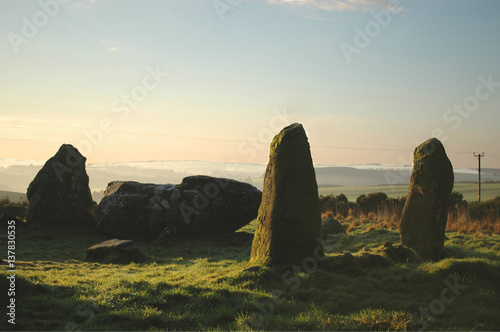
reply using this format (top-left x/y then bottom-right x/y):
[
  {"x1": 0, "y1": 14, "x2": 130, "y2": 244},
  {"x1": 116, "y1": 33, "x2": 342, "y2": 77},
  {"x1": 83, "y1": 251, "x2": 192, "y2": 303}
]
[
  {"x1": 96, "y1": 176, "x2": 262, "y2": 242},
  {"x1": 85, "y1": 239, "x2": 146, "y2": 264}
]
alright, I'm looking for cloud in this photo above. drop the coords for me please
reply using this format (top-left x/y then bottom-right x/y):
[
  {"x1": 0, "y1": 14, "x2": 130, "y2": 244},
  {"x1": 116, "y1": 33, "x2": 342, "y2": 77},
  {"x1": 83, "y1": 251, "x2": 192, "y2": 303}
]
[
  {"x1": 266, "y1": 0, "x2": 393, "y2": 11},
  {"x1": 72, "y1": 0, "x2": 97, "y2": 8},
  {"x1": 100, "y1": 40, "x2": 120, "y2": 52}
]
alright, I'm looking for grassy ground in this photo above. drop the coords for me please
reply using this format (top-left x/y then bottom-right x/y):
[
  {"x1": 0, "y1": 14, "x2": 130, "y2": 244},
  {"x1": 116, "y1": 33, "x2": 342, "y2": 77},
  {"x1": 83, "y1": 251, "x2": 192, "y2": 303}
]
[
  {"x1": 319, "y1": 182, "x2": 500, "y2": 202},
  {"x1": 1, "y1": 219, "x2": 499, "y2": 331}
]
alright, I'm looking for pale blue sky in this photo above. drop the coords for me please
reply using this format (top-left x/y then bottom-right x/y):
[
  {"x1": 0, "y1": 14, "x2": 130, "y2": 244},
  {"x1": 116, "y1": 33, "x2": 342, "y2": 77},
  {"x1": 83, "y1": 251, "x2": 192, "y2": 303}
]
[{"x1": 1, "y1": 0, "x2": 500, "y2": 168}]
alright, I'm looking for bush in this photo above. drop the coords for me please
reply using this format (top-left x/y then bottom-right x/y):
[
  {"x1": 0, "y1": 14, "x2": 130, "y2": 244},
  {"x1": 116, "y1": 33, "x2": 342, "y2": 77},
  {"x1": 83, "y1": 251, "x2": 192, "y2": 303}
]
[
  {"x1": 356, "y1": 192, "x2": 388, "y2": 215},
  {"x1": 319, "y1": 194, "x2": 351, "y2": 217},
  {"x1": 319, "y1": 193, "x2": 406, "y2": 222},
  {"x1": 449, "y1": 191, "x2": 468, "y2": 209},
  {"x1": 468, "y1": 196, "x2": 500, "y2": 222},
  {"x1": 0, "y1": 197, "x2": 28, "y2": 220},
  {"x1": 319, "y1": 191, "x2": 499, "y2": 234}
]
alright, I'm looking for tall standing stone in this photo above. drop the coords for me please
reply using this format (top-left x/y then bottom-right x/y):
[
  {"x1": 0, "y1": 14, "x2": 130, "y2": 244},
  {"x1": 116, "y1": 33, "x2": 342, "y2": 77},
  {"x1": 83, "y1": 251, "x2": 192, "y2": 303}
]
[
  {"x1": 400, "y1": 138, "x2": 454, "y2": 261},
  {"x1": 27, "y1": 144, "x2": 94, "y2": 227},
  {"x1": 250, "y1": 123, "x2": 323, "y2": 265}
]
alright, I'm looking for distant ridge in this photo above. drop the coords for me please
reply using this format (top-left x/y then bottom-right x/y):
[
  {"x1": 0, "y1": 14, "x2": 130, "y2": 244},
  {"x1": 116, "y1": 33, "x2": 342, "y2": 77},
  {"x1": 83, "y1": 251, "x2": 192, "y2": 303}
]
[
  {"x1": 1, "y1": 159, "x2": 499, "y2": 195},
  {"x1": 0, "y1": 191, "x2": 27, "y2": 202}
]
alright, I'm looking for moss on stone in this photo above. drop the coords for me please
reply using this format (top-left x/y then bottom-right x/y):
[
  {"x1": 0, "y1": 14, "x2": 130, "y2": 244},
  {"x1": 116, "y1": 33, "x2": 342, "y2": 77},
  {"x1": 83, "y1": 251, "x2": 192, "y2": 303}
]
[
  {"x1": 250, "y1": 123, "x2": 323, "y2": 265},
  {"x1": 400, "y1": 138, "x2": 454, "y2": 261}
]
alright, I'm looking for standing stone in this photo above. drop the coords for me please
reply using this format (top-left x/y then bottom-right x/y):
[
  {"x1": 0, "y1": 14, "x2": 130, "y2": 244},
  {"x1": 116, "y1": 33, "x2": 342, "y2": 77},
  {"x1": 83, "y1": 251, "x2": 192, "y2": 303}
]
[
  {"x1": 250, "y1": 123, "x2": 324, "y2": 265},
  {"x1": 400, "y1": 138, "x2": 454, "y2": 261},
  {"x1": 26, "y1": 144, "x2": 94, "y2": 227}
]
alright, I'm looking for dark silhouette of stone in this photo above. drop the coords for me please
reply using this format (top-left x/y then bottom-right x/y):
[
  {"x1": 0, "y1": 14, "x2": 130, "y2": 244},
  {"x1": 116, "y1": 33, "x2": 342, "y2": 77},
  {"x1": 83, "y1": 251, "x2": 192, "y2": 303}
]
[
  {"x1": 26, "y1": 144, "x2": 94, "y2": 227},
  {"x1": 250, "y1": 123, "x2": 324, "y2": 265},
  {"x1": 330, "y1": 252, "x2": 355, "y2": 269},
  {"x1": 400, "y1": 138, "x2": 454, "y2": 261},
  {"x1": 85, "y1": 239, "x2": 145, "y2": 263},
  {"x1": 328, "y1": 252, "x2": 392, "y2": 273},
  {"x1": 380, "y1": 242, "x2": 416, "y2": 263},
  {"x1": 321, "y1": 217, "x2": 346, "y2": 235},
  {"x1": 1, "y1": 213, "x2": 25, "y2": 229},
  {"x1": 356, "y1": 253, "x2": 392, "y2": 268},
  {"x1": 243, "y1": 266, "x2": 261, "y2": 273},
  {"x1": 96, "y1": 176, "x2": 262, "y2": 242}
]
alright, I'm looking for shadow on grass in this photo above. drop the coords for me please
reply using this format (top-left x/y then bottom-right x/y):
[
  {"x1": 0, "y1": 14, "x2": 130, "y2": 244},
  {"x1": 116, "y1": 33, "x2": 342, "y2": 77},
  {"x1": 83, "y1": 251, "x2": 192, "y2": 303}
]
[
  {"x1": 0, "y1": 271, "x2": 261, "y2": 331},
  {"x1": 86, "y1": 285, "x2": 258, "y2": 331},
  {"x1": 150, "y1": 231, "x2": 254, "y2": 263},
  {"x1": 6, "y1": 225, "x2": 500, "y2": 331},
  {"x1": 15, "y1": 225, "x2": 108, "y2": 263},
  {"x1": 15, "y1": 226, "x2": 254, "y2": 264},
  {"x1": 0, "y1": 274, "x2": 105, "y2": 331}
]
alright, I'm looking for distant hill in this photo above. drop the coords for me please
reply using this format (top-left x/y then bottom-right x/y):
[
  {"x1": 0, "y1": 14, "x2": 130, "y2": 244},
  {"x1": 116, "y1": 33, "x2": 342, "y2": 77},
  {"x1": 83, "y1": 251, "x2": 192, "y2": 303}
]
[
  {"x1": 1, "y1": 160, "x2": 499, "y2": 201},
  {"x1": 0, "y1": 190, "x2": 27, "y2": 202}
]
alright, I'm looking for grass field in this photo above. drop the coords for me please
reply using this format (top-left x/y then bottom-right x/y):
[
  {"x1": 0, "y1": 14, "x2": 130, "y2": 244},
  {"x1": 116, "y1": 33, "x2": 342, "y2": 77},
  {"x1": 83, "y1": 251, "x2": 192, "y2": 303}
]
[
  {"x1": 1, "y1": 219, "x2": 499, "y2": 331},
  {"x1": 319, "y1": 182, "x2": 500, "y2": 202}
]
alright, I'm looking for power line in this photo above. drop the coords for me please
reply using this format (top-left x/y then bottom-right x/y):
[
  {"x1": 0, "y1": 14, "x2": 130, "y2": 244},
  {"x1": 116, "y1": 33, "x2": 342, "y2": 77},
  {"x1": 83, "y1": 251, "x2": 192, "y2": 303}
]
[
  {"x1": 1, "y1": 119, "x2": 241, "y2": 143},
  {"x1": 0, "y1": 119, "x2": 496, "y2": 156},
  {"x1": 312, "y1": 145, "x2": 410, "y2": 153}
]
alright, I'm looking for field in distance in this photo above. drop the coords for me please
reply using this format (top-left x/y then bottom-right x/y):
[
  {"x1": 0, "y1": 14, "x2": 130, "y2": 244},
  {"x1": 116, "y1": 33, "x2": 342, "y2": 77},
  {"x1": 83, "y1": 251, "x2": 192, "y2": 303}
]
[
  {"x1": 319, "y1": 182, "x2": 500, "y2": 202},
  {"x1": 2, "y1": 182, "x2": 499, "y2": 204},
  {"x1": 0, "y1": 190, "x2": 26, "y2": 202}
]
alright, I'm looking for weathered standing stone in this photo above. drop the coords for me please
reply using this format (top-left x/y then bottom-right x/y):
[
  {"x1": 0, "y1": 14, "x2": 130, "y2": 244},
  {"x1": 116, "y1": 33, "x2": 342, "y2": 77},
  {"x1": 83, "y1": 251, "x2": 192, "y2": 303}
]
[
  {"x1": 250, "y1": 123, "x2": 324, "y2": 265},
  {"x1": 96, "y1": 176, "x2": 262, "y2": 242},
  {"x1": 400, "y1": 138, "x2": 454, "y2": 261},
  {"x1": 26, "y1": 144, "x2": 94, "y2": 227}
]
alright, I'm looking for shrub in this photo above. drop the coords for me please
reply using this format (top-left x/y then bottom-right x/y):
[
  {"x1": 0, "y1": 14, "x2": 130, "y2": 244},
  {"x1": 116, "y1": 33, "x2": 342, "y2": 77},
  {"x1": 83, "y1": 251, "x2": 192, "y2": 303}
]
[
  {"x1": 468, "y1": 196, "x2": 500, "y2": 222},
  {"x1": 319, "y1": 191, "x2": 499, "y2": 235},
  {"x1": 356, "y1": 192, "x2": 388, "y2": 215},
  {"x1": 319, "y1": 194, "x2": 351, "y2": 217},
  {"x1": 0, "y1": 197, "x2": 28, "y2": 220}
]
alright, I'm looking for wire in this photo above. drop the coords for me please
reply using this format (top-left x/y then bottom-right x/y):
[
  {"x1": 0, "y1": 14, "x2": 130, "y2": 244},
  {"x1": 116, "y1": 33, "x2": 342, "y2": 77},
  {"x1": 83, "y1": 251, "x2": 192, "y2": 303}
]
[
  {"x1": 0, "y1": 119, "x2": 496, "y2": 155},
  {"x1": 1, "y1": 119, "x2": 241, "y2": 143},
  {"x1": 313, "y1": 145, "x2": 410, "y2": 153}
]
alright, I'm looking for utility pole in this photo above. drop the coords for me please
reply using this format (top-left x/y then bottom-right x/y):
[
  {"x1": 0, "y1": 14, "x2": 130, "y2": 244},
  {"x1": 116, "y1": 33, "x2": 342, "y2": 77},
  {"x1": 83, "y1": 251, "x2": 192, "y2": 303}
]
[{"x1": 473, "y1": 152, "x2": 485, "y2": 202}]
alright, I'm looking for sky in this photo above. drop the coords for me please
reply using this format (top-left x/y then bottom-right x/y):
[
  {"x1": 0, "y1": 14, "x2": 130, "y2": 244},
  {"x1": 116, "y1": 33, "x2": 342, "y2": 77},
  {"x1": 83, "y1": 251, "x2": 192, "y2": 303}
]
[{"x1": 1, "y1": 0, "x2": 500, "y2": 169}]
